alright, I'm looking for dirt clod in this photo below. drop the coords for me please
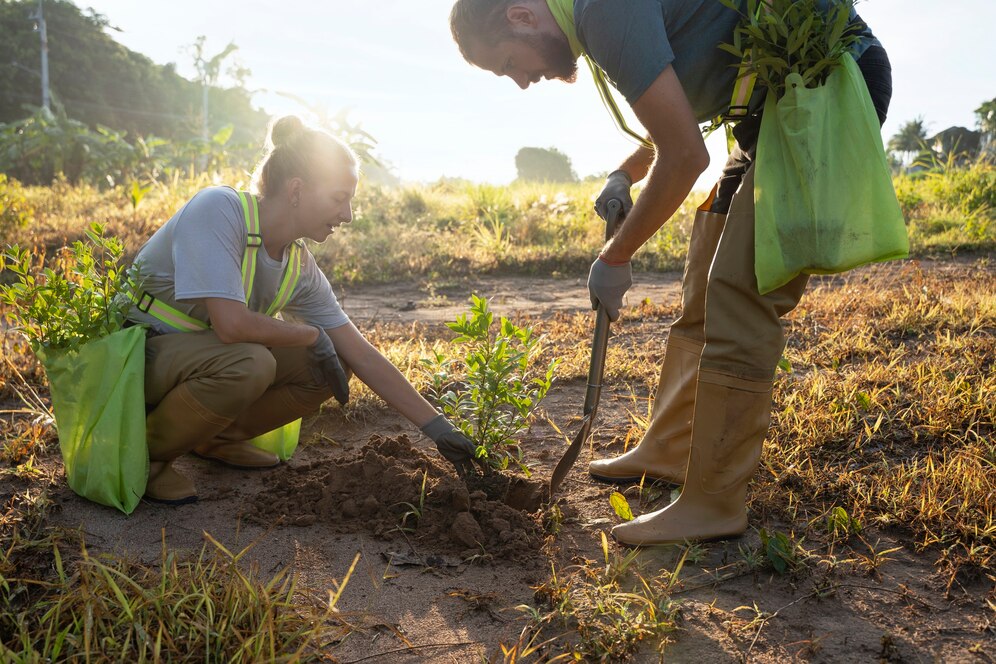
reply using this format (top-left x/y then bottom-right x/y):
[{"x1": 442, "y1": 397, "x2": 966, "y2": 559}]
[{"x1": 250, "y1": 435, "x2": 545, "y2": 560}]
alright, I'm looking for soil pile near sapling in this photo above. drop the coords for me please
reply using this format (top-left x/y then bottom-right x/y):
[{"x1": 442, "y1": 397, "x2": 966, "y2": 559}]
[{"x1": 249, "y1": 435, "x2": 547, "y2": 560}]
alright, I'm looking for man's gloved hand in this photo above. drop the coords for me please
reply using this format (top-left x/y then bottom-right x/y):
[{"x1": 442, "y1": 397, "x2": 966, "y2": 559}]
[
  {"x1": 587, "y1": 256, "x2": 632, "y2": 322},
  {"x1": 307, "y1": 326, "x2": 350, "y2": 405},
  {"x1": 421, "y1": 414, "x2": 481, "y2": 478},
  {"x1": 594, "y1": 169, "x2": 633, "y2": 221}
]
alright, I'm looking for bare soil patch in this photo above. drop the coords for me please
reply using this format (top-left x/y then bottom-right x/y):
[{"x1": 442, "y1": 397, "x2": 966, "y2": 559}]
[{"x1": 251, "y1": 434, "x2": 546, "y2": 561}]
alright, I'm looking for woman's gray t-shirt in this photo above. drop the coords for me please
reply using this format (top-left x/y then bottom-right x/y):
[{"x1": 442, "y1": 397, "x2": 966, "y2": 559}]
[{"x1": 128, "y1": 186, "x2": 349, "y2": 335}]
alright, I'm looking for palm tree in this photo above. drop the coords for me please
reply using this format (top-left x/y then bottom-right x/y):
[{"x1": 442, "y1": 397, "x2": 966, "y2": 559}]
[
  {"x1": 888, "y1": 117, "x2": 929, "y2": 171},
  {"x1": 976, "y1": 98, "x2": 996, "y2": 161}
]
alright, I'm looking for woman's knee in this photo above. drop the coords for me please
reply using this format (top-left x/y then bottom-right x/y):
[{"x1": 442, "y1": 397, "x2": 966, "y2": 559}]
[{"x1": 222, "y1": 343, "x2": 278, "y2": 397}]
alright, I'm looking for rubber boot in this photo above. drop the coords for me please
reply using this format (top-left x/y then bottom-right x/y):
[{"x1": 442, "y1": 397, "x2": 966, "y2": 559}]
[
  {"x1": 610, "y1": 370, "x2": 771, "y2": 546},
  {"x1": 145, "y1": 461, "x2": 198, "y2": 505},
  {"x1": 192, "y1": 384, "x2": 321, "y2": 469},
  {"x1": 144, "y1": 382, "x2": 238, "y2": 504},
  {"x1": 588, "y1": 335, "x2": 702, "y2": 484}
]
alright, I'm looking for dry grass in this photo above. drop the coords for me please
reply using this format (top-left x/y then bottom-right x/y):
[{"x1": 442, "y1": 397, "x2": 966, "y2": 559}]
[{"x1": 2, "y1": 168, "x2": 994, "y2": 660}]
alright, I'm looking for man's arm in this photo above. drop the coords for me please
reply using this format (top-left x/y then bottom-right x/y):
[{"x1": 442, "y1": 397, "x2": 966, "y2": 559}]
[
  {"x1": 600, "y1": 65, "x2": 709, "y2": 263},
  {"x1": 616, "y1": 144, "x2": 656, "y2": 184}
]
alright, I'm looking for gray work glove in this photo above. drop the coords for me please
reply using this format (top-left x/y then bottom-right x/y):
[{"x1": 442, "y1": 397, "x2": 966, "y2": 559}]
[
  {"x1": 594, "y1": 169, "x2": 633, "y2": 221},
  {"x1": 587, "y1": 257, "x2": 632, "y2": 322},
  {"x1": 308, "y1": 326, "x2": 350, "y2": 405},
  {"x1": 421, "y1": 414, "x2": 481, "y2": 478}
]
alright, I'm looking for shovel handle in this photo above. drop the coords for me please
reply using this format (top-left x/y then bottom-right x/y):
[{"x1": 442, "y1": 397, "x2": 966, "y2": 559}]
[
  {"x1": 604, "y1": 198, "x2": 623, "y2": 241},
  {"x1": 583, "y1": 198, "x2": 624, "y2": 416},
  {"x1": 548, "y1": 199, "x2": 627, "y2": 499}
]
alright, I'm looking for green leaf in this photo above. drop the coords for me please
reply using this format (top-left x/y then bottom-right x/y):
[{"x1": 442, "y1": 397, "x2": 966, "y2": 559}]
[{"x1": 609, "y1": 491, "x2": 634, "y2": 521}]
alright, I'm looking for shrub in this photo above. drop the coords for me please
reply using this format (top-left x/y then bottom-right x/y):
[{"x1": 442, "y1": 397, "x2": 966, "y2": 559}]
[
  {"x1": 0, "y1": 174, "x2": 33, "y2": 244},
  {"x1": 422, "y1": 294, "x2": 558, "y2": 473},
  {"x1": 0, "y1": 223, "x2": 137, "y2": 352}
]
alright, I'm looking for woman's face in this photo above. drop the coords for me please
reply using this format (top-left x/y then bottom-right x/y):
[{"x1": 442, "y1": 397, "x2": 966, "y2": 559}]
[{"x1": 297, "y1": 165, "x2": 358, "y2": 243}]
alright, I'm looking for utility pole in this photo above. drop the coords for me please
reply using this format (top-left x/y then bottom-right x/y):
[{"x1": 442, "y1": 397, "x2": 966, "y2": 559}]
[{"x1": 28, "y1": 0, "x2": 51, "y2": 111}]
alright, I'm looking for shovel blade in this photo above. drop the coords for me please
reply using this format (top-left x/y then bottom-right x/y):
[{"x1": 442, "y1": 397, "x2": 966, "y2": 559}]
[{"x1": 548, "y1": 412, "x2": 593, "y2": 497}]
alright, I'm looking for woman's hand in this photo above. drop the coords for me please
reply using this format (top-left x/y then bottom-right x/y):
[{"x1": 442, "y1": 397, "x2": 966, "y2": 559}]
[
  {"x1": 420, "y1": 414, "x2": 483, "y2": 477},
  {"x1": 307, "y1": 326, "x2": 350, "y2": 405}
]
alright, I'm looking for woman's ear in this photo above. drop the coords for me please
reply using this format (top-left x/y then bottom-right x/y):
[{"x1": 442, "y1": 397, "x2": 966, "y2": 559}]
[{"x1": 286, "y1": 177, "x2": 303, "y2": 208}]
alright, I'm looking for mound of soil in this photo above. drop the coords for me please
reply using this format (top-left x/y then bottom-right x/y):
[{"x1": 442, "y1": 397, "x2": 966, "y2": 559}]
[{"x1": 248, "y1": 435, "x2": 547, "y2": 561}]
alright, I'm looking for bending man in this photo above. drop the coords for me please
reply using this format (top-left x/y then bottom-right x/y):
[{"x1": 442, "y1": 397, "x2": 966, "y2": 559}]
[{"x1": 449, "y1": 0, "x2": 891, "y2": 544}]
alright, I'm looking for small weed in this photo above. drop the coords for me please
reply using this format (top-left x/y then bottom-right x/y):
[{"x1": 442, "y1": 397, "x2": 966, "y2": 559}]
[
  {"x1": 824, "y1": 506, "x2": 863, "y2": 542},
  {"x1": 395, "y1": 469, "x2": 429, "y2": 533},
  {"x1": 758, "y1": 528, "x2": 808, "y2": 575}
]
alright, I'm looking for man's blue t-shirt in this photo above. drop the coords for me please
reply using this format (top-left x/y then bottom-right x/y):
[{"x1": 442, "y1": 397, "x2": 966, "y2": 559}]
[{"x1": 574, "y1": 0, "x2": 880, "y2": 122}]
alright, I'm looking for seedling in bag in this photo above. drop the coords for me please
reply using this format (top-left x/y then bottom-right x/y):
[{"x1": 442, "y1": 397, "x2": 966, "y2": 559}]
[{"x1": 1, "y1": 222, "x2": 139, "y2": 351}]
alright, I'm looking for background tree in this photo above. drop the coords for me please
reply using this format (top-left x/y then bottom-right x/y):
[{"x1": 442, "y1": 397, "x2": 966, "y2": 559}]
[
  {"x1": 976, "y1": 97, "x2": 996, "y2": 161},
  {"x1": 0, "y1": 1, "x2": 266, "y2": 142},
  {"x1": 888, "y1": 117, "x2": 929, "y2": 171},
  {"x1": 514, "y1": 146, "x2": 577, "y2": 183}
]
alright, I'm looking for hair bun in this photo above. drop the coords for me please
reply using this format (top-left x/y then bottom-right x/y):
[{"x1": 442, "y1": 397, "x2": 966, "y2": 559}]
[{"x1": 269, "y1": 115, "x2": 306, "y2": 148}]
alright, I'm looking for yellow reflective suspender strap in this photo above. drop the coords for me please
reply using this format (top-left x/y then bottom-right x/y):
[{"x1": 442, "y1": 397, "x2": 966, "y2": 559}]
[
  {"x1": 265, "y1": 241, "x2": 303, "y2": 317},
  {"x1": 238, "y1": 191, "x2": 262, "y2": 303},
  {"x1": 585, "y1": 57, "x2": 655, "y2": 151},
  {"x1": 236, "y1": 191, "x2": 303, "y2": 318},
  {"x1": 133, "y1": 190, "x2": 304, "y2": 333},
  {"x1": 127, "y1": 281, "x2": 210, "y2": 332},
  {"x1": 703, "y1": 1, "x2": 767, "y2": 144}
]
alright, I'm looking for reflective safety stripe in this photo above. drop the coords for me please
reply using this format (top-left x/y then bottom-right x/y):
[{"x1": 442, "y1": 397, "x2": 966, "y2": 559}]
[
  {"x1": 239, "y1": 191, "x2": 262, "y2": 302},
  {"x1": 133, "y1": 190, "x2": 305, "y2": 333},
  {"x1": 266, "y1": 242, "x2": 303, "y2": 316},
  {"x1": 127, "y1": 284, "x2": 209, "y2": 332},
  {"x1": 703, "y1": 2, "x2": 767, "y2": 143},
  {"x1": 586, "y1": 57, "x2": 654, "y2": 151}
]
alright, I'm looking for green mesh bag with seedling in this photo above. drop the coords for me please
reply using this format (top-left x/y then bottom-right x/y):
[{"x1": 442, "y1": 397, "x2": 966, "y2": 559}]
[
  {"x1": 1, "y1": 224, "x2": 148, "y2": 514},
  {"x1": 720, "y1": 0, "x2": 908, "y2": 294}
]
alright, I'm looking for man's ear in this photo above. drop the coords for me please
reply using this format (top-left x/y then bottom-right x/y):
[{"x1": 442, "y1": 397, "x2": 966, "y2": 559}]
[{"x1": 506, "y1": 4, "x2": 537, "y2": 29}]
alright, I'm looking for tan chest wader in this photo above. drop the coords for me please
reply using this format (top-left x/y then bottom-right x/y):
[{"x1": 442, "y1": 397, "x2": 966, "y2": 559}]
[
  {"x1": 587, "y1": 40, "x2": 760, "y2": 488},
  {"x1": 131, "y1": 191, "x2": 305, "y2": 461},
  {"x1": 571, "y1": 5, "x2": 791, "y2": 545}
]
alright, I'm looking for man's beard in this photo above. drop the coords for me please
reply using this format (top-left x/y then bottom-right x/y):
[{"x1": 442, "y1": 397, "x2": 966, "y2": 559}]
[{"x1": 522, "y1": 31, "x2": 577, "y2": 82}]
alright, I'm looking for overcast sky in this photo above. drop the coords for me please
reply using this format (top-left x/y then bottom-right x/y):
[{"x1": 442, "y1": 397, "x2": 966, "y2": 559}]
[{"x1": 76, "y1": 0, "x2": 994, "y2": 189}]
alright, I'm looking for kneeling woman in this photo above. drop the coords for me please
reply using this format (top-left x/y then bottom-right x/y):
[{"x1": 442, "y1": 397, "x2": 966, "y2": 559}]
[{"x1": 127, "y1": 116, "x2": 476, "y2": 504}]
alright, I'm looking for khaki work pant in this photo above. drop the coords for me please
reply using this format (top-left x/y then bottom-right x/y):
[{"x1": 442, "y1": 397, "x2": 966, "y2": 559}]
[
  {"x1": 669, "y1": 165, "x2": 808, "y2": 382},
  {"x1": 143, "y1": 330, "x2": 334, "y2": 461}
]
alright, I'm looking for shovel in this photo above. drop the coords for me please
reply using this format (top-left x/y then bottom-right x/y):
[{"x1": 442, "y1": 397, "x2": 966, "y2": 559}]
[{"x1": 548, "y1": 198, "x2": 624, "y2": 498}]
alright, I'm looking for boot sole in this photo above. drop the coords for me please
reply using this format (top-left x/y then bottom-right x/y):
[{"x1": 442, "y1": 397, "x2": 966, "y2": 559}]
[
  {"x1": 145, "y1": 494, "x2": 199, "y2": 506},
  {"x1": 610, "y1": 528, "x2": 745, "y2": 547},
  {"x1": 588, "y1": 471, "x2": 682, "y2": 486},
  {"x1": 191, "y1": 451, "x2": 281, "y2": 470}
]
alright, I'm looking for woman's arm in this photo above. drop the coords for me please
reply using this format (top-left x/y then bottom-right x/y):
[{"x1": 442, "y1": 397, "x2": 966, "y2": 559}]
[
  {"x1": 204, "y1": 297, "x2": 318, "y2": 347},
  {"x1": 327, "y1": 321, "x2": 437, "y2": 427}
]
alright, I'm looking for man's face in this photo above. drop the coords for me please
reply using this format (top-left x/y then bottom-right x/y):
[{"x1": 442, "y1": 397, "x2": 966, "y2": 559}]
[{"x1": 474, "y1": 30, "x2": 577, "y2": 90}]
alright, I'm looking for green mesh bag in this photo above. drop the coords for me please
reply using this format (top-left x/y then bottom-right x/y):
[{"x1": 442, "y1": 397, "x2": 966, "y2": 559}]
[
  {"x1": 754, "y1": 53, "x2": 908, "y2": 294},
  {"x1": 39, "y1": 326, "x2": 148, "y2": 514}
]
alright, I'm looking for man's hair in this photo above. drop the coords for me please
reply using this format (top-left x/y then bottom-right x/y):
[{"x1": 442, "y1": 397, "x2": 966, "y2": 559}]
[{"x1": 450, "y1": 0, "x2": 518, "y2": 63}]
